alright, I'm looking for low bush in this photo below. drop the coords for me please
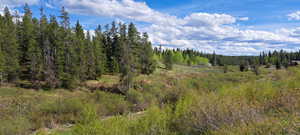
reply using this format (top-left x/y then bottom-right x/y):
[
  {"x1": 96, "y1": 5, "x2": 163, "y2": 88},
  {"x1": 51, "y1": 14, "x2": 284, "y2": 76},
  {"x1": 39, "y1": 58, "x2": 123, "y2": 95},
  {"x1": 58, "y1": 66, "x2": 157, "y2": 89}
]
[
  {"x1": 0, "y1": 116, "x2": 32, "y2": 135},
  {"x1": 172, "y1": 93, "x2": 261, "y2": 135},
  {"x1": 93, "y1": 91, "x2": 131, "y2": 116},
  {"x1": 72, "y1": 106, "x2": 175, "y2": 135},
  {"x1": 32, "y1": 97, "x2": 85, "y2": 129}
]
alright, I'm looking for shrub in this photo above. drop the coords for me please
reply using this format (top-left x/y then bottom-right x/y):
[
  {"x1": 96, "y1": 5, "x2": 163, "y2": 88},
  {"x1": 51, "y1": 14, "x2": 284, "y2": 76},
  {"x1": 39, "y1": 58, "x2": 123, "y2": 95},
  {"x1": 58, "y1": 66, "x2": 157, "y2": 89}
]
[
  {"x1": 93, "y1": 91, "x2": 130, "y2": 116},
  {"x1": 126, "y1": 89, "x2": 153, "y2": 111},
  {"x1": 72, "y1": 105, "x2": 102, "y2": 135},
  {"x1": 130, "y1": 106, "x2": 175, "y2": 135},
  {"x1": 252, "y1": 65, "x2": 260, "y2": 75},
  {"x1": 210, "y1": 116, "x2": 300, "y2": 135},
  {"x1": 172, "y1": 93, "x2": 260, "y2": 135},
  {"x1": 32, "y1": 97, "x2": 85, "y2": 129},
  {"x1": 0, "y1": 116, "x2": 32, "y2": 135}
]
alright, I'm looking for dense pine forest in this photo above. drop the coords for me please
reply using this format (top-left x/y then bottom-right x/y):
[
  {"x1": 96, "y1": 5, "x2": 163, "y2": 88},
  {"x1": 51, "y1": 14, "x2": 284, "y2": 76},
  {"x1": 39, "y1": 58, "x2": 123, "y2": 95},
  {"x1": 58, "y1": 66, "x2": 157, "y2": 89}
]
[{"x1": 0, "y1": 5, "x2": 158, "y2": 90}]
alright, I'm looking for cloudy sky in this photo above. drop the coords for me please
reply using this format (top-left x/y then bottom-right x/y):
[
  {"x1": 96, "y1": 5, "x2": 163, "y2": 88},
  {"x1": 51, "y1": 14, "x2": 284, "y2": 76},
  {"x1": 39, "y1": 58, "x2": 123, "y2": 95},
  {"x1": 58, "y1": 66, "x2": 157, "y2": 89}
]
[{"x1": 2, "y1": 0, "x2": 300, "y2": 55}]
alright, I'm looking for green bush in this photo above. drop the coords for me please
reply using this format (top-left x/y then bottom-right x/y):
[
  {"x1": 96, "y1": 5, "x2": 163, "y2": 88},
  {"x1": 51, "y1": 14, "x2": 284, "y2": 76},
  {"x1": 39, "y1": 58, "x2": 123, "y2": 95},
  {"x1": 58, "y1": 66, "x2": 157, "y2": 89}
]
[
  {"x1": 93, "y1": 91, "x2": 130, "y2": 116},
  {"x1": 172, "y1": 93, "x2": 260, "y2": 135},
  {"x1": 130, "y1": 106, "x2": 175, "y2": 135},
  {"x1": 32, "y1": 97, "x2": 85, "y2": 129},
  {"x1": 127, "y1": 89, "x2": 146, "y2": 111},
  {"x1": 72, "y1": 105, "x2": 102, "y2": 135},
  {"x1": 0, "y1": 116, "x2": 32, "y2": 135},
  {"x1": 72, "y1": 106, "x2": 176, "y2": 135}
]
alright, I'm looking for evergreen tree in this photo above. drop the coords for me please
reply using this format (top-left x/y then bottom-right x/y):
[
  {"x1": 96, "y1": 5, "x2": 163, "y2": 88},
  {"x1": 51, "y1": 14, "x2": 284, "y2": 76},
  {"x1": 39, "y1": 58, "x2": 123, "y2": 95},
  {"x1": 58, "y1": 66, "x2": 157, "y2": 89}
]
[
  {"x1": 74, "y1": 20, "x2": 87, "y2": 80},
  {"x1": 19, "y1": 4, "x2": 43, "y2": 84},
  {"x1": 128, "y1": 23, "x2": 142, "y2": 72},
  {"x1": 140, "y1": 33, "x2": 156, "y2": 75},
  {"x1": 93, "y1": 25, "x2": 106, "y2": 76},
  {"x1": 39, "y1": 10, "x2": 59, "y2": 88},
  {"x1": 111, "y1": 22, "x2": 121, "y2": 73},
  {"x1": 0, "y1": 14, "x2": 5, "y2": 83},
  {"x1": 85, "y1": 31, "x2": 97, "y2": 79},
  {"x1": 28, "y1": 18, "x2": 43, "y2": 87},
  {"x1": 212, "y1": 51, "x2": 217, "y2": 66},
  {"x1": 48, "y1": 15, "x2": 62, "y2": 88},
  {"x1": 59, "y1": 7, "x2": 77, "y2": 88},
  {"x1": 1, "y1": 7, "x2": 20, "y2": 82},
  {"x1": 163, "y1": 50, "x2": 173, "y2": 70},
  {"x1": 119, "y1": 24, "x2": 134, "y2": 93}
]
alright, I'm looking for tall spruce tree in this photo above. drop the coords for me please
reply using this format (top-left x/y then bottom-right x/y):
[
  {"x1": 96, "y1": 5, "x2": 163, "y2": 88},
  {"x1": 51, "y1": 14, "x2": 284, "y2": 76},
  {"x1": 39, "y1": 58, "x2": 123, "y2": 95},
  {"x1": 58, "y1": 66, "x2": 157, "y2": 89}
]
[
  {"x1": 39, "y1": 9, "x2": 59, "y2": 88},
  {"x1": 93, "y1": 25, "x2": 106, "y2": 76},
  {"x1": 1, "y1": 7, "x2": 20, "y2": 82},
  {"x1": 119, "y1": 24, "x2": 134, "y2": 93},
  {"x1": 128, "y1": 23, "x2": 142, "y2": 73},
  {"x1": 48, "y1": 15, "x2": 62, "y2": 87},
  {"x1": 29, "y1": 18, "x2": 43, "y2": 87},
  {"x1": 20, "y1": 4, "x2": 42, "y2": 82},
  {"x1": 85, "y1": 31, "x2": 97, "y2": 79},
  {"x1": 59, "y1": 7, "x2": 77, "y2": 88},
  {"x1": 0, "y1": 15, "x2": 4, "y2": 84},
  {"x1": 74, "y1": 21, "x2": 87, "y2": 80}
]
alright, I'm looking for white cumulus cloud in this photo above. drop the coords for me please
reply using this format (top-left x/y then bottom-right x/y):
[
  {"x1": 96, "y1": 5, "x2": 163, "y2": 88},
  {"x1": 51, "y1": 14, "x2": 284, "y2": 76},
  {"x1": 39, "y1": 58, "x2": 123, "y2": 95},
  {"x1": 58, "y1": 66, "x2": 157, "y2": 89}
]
[
  {"x1": 4, "y1": 0, "x2": 300, "y2": 55},
  {"x1": 45, "y1": 0, "x2": 300, "y2": 55},
  {"x1": 0, "y1": 0, "x2": 39, "y2": 7},
  {"x1": 288, "y1": 11, "x2": 300, "y2": 20}
]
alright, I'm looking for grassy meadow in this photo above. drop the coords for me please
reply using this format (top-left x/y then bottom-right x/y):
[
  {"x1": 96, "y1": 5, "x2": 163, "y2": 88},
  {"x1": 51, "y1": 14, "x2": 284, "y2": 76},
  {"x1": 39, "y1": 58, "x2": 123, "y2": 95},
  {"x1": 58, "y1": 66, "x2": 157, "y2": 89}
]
[{"x1": 0, "y1": 65, "x2": 300, "y2": 135}]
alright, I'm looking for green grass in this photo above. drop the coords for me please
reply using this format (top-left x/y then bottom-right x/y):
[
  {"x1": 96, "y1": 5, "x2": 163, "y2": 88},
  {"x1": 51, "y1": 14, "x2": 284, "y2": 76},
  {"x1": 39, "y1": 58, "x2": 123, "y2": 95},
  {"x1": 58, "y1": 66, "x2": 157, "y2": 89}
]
[{"x1": 1, "y1": 65, "x2": 300, "y2": 135}]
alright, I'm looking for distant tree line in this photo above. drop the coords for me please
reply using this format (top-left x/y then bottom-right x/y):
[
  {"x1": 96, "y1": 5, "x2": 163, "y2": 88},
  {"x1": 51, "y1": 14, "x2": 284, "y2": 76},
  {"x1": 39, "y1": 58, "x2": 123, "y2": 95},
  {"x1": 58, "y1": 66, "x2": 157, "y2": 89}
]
[
  {"x1": 193, "y1": 50, "x2": 300, "y2": 68},
  {"x1": 0, "y1": 5, "x2": 156, "y2": 90},
  {"x1": 155, "y1": 47, "x2": 300, "y2": 74},
  {"x1": 153, "y1": 47, "x2": 210, "y2": 70}
]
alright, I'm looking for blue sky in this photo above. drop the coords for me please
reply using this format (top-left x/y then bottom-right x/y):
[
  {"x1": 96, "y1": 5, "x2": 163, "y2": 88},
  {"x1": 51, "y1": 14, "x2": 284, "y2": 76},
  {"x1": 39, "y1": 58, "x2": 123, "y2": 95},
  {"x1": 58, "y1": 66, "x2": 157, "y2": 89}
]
[{"x1": 2, "y1": 0, "x2": 300, "y2": 55}]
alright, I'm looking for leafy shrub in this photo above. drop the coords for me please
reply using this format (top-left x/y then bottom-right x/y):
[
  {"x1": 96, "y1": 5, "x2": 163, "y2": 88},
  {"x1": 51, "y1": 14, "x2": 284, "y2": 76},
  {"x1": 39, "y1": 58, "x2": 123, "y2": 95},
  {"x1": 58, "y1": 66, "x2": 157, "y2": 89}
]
[
  {"x1": 130, "y1": 106, "x2": 175, "y2": 135},
  {"x1": 72, "y1": 105, "x2": 102, "y2": 135},
  {"x1": 210, "y1": 116, "x2": 300, "y2": 135},
  {"x1": 72, "y1": 106, "x2": 175, "y2": 135},
  {"x1": 93, "y1": 91, "x2": 130, "y2": 116},
  {"x1": 32, "y1": 97, "x2": 85, "y2": 128},
  {"x1": 126, "y1": 89, "x2": 154, "y2": 111},
  {"x1": 172, "y1": 93, "x2": 261, "y2": 135},
  {"x1": 0, "y1": 116, "x2": 32, "y2": 135}
]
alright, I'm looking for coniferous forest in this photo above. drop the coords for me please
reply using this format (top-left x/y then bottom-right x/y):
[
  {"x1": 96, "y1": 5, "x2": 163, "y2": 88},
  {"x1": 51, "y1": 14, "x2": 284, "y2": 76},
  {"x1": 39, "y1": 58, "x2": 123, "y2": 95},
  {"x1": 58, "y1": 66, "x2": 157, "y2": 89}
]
[{"x1": 0, "y1": 5, "x2": 158, "y2": 90}]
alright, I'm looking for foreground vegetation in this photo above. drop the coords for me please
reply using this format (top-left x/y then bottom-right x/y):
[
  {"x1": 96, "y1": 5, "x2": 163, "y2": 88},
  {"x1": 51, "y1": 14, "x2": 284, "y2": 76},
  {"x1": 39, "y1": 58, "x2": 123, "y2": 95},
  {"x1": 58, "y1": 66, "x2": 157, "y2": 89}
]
[{"x1": 1, "y1": 65, "x2": 299, "y2": 135}]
